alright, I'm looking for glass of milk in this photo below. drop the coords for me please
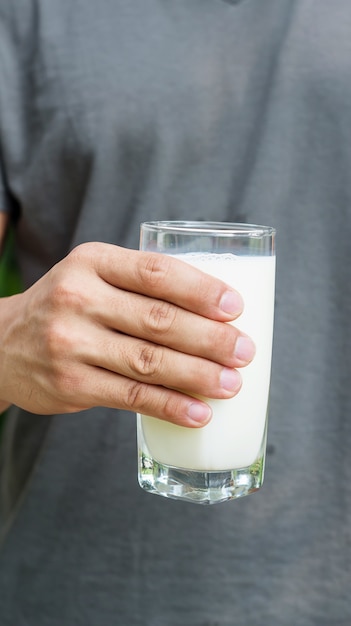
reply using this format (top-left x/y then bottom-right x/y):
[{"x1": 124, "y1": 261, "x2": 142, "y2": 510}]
[{"x1": 137, "y1": 221, "x2": 276, "y2": 505}]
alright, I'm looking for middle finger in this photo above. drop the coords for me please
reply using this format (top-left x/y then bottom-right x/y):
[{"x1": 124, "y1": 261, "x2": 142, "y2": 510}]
[
  {"x1": 95, "y1": 284, "x2": 255, "y2": 369},
  {"x1": 90, "y1": 330, "x2": 243, "y2": 399}
]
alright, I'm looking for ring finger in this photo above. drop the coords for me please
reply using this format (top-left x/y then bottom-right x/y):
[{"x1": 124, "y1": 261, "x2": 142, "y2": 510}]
[{"x1": 90, "y1": 330, "x2": 242, "y2": 399}]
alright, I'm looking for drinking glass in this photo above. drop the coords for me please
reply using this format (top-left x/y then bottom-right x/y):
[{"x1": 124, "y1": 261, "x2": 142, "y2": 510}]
[{"x1": 137, "y1": 221, "x2": 276, "y2": 504}]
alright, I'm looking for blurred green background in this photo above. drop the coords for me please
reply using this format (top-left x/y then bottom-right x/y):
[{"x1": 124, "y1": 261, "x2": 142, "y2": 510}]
[
  {"x1": 0, "y1": 228, "x2": 22, "y2": 438},
  {"x1": 0, "y1": 227, "x2": 22, "y2": 297}
]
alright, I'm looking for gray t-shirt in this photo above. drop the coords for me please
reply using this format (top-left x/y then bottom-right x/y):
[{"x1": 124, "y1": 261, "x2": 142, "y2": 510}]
[{"x1": 0, "y1": 1, "x2": 350, "y2": 624}]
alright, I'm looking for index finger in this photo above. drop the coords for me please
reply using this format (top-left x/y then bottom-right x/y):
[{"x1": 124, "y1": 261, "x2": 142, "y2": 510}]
[{"x1": 92, "y1": 244, "x2": 244, "y2": 322}]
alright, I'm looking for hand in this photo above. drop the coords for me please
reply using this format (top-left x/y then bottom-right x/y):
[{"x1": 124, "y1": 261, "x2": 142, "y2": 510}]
[{"x1": 0, "y1": 242, "x2": 255, "y2": 426}]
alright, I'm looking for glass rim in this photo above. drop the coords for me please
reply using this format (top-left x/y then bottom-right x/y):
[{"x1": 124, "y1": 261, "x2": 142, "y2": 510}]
[{"x1": 141, "y1": 221, "x2": 275, "y2": 238}]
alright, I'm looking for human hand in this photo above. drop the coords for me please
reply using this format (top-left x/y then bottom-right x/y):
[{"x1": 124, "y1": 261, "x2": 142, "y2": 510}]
[{"x1": 0, "y1": 242, "x2": 255, "y2": 426}]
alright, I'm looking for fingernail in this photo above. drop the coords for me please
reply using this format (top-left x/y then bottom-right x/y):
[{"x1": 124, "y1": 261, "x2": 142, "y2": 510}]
[
  {"x1": 234, "y1": 336, "x2": 256, "y2": 363},
  {"x1": 219, "y1": 291, "x2": 243, "y2": 315},
  {"x1": 220, "y1": 368, "x2": 241, "y2": 391},
  {"x1": 187, "y1": 402, "x2": 212, "y2": 424}
]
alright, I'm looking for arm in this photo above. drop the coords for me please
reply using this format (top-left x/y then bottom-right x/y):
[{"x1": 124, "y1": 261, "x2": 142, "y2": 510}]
[{"x1": 0, "y1": 210, "x2": 11, "y2": 412}]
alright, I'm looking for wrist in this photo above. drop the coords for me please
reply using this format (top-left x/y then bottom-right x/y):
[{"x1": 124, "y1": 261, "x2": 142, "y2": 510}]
[{"x1": 0, "y1": 292, "x2": 24, "y2": 409}]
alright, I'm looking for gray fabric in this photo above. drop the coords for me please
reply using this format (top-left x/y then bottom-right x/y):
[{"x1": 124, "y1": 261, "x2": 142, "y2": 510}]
[
  {"x1": 0, "y1": 158, "x2": 12, "y2": 214},
  {"x1": 0, "y1": 0, "x2": 351, "y2": 624}
]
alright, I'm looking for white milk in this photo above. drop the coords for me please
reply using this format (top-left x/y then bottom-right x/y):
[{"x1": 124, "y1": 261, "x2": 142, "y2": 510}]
[{"x1": 139, "y1": 253, "x2": 276, "y2": 471}]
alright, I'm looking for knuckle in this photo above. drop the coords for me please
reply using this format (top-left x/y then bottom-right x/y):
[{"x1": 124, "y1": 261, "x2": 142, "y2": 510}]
[
  {"x1": 50, "y1": 281, "x2": 72, "y2": 310},
  {"x1": 49, "y1": 275, "x2": 88, "y2": 315},
  {"x1": 43, "y1": 331, "x2": 87, "y2": 397},
  {"x1": 161, "y1": 394, "x2": 183, "y2": 422},
  {"x1": 67, "y1": 241, "x2": 100, "y2": 264},
  {"x1": 44, "y1": 319, "x2": 71, "y2": 359},
  {"x1": 145, "y1": 301, "x2": 177, "y2": 336},
  {"x1": 138, "y1": 253, "x2": 172, "y2": 290},
  {"x1": 126, "y1": 380, "x2": 150, "y2": 411},
  {"x1": 129, "y1": 343, "x2": 163, "y2": 379}
]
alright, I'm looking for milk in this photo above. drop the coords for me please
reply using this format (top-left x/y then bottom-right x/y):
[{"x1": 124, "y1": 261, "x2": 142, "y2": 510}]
[{"x1": 139, "y1": 253, "x2": 276, "y2": 471}]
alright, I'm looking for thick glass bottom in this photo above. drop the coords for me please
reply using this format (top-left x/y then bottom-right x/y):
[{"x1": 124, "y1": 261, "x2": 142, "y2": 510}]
[{"x1": 138, "y1": 450, "x2": 265, "y2": 505}]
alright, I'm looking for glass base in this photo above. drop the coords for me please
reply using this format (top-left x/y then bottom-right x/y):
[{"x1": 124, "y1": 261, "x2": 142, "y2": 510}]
[{"x1": 138, "y1": 451, "x2": 265, "y2": 505}]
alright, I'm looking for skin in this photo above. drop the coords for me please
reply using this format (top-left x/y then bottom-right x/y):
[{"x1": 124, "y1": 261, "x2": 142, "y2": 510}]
[
  {"x1": 0, "y1": 216, "x2": 255, "y2": 427},
  {"x1": 0, "y1": 211, "x2": 7, "y2": 256}
]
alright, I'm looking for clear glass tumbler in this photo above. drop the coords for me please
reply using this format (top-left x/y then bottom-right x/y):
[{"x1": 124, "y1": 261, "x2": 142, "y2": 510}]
[{"x1": 137, "y1": 221, "x2": 276, "y2": 505}]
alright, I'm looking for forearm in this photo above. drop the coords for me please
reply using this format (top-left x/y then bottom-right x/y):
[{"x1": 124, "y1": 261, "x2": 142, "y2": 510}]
[
  {"x1": 0, "y1": 293, "x2": 23, "y2": 411},
  {"x1": 0, "y1": 212, "x2": 11, "y2": 411}
]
